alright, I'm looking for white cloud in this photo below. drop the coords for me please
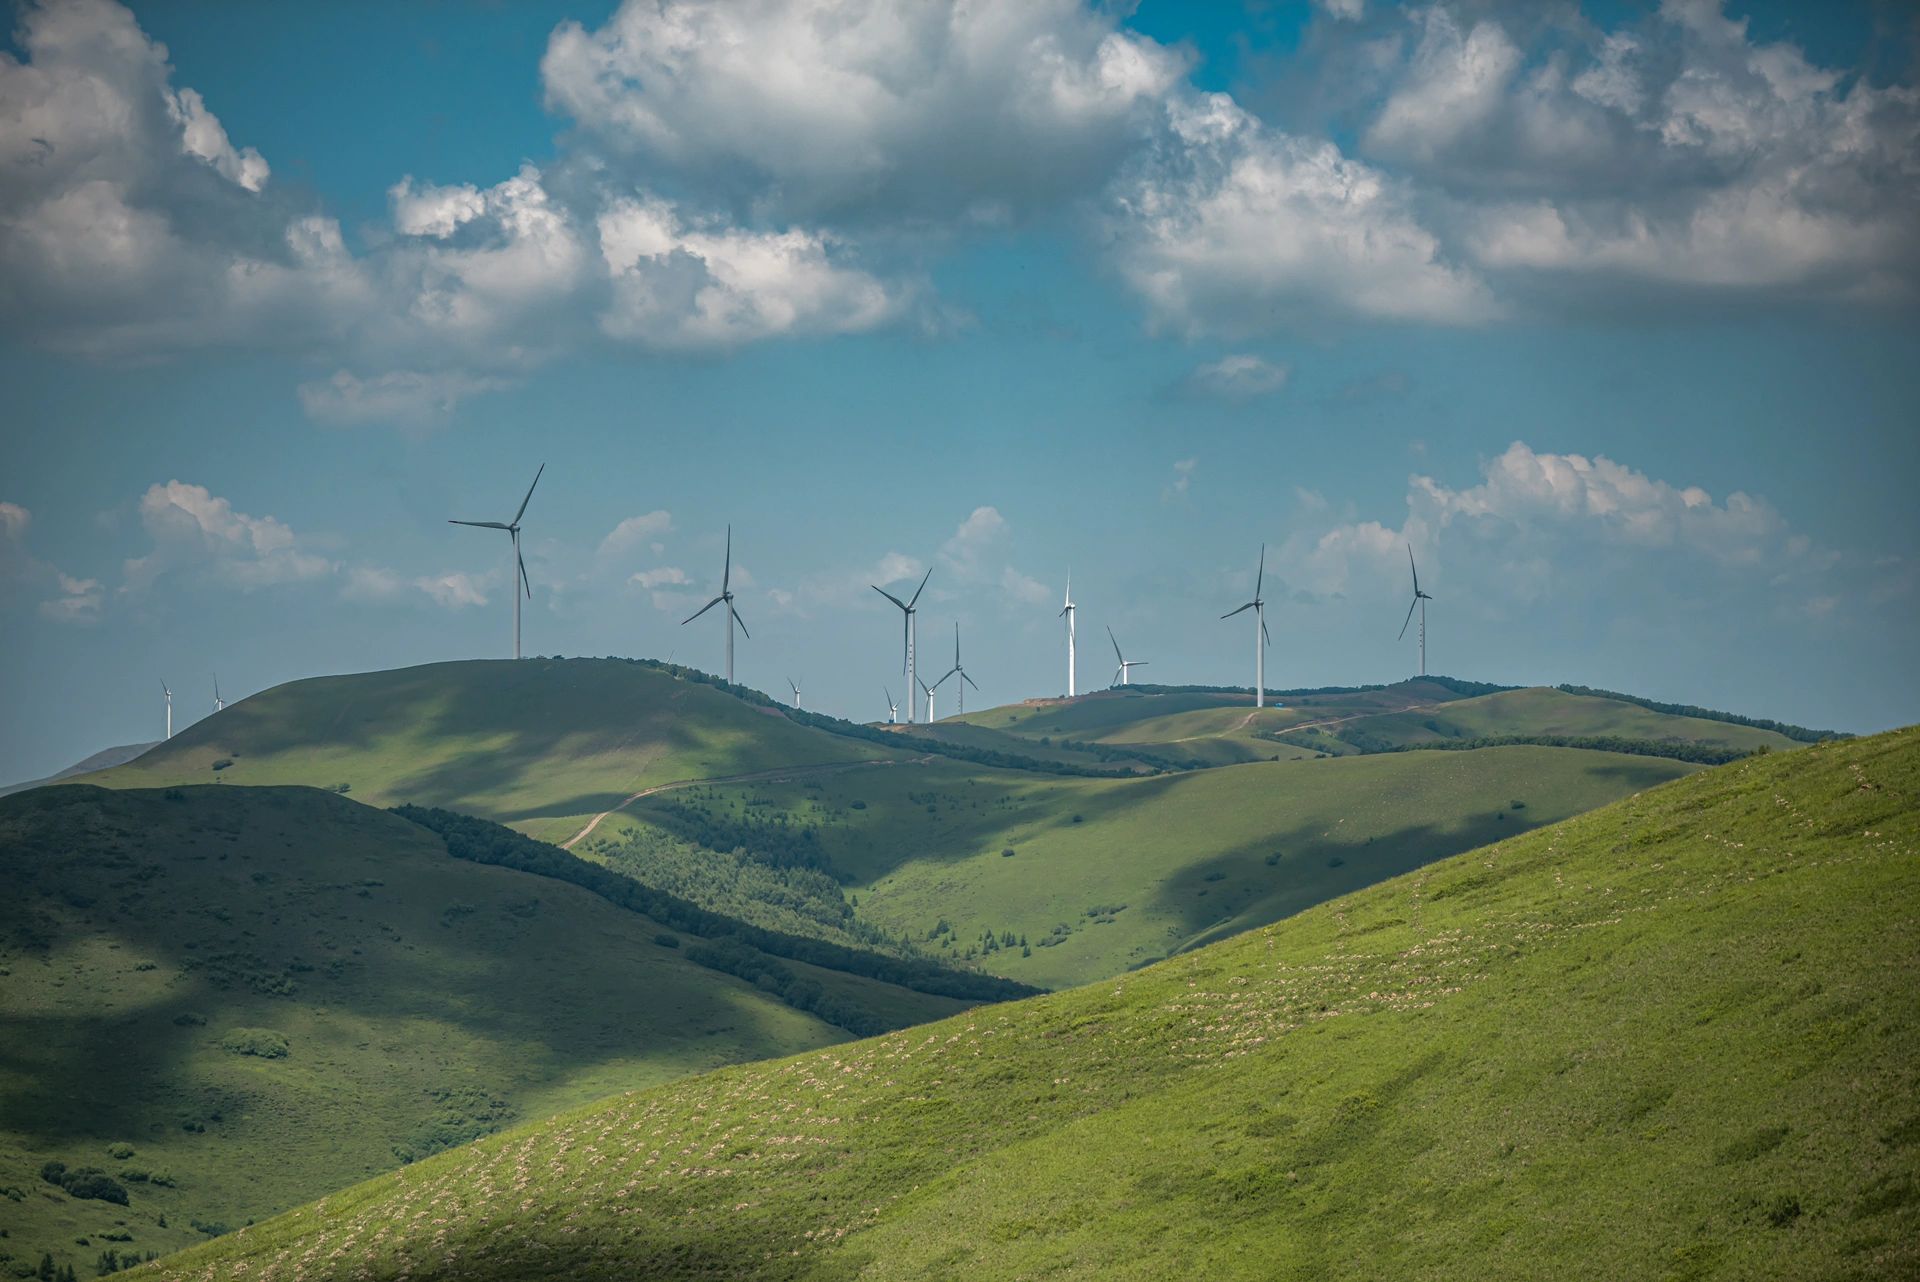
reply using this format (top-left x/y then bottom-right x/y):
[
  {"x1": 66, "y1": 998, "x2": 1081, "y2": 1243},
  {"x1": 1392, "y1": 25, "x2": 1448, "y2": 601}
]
[
  {"x1": 1319, "y1": 0, "x2": 1365, "y2": 19},
  {"x1": 596, "y1": 196, "x2": 904, "y2": 348},
  {"x1": 599, "y1": 511, "x2": 675, "y2": 559},
  {"x1": 1366, "y1": 7, "x2": 1522, "y2": 163},
  {"x1": 342, "y1": 565, "x2": 491, "y2": 608},
  {"x1": 541, "y1": 0, "x2": 1188, "y2": 221},
  {"x1": 629, "y1": 566, "x2": 688, "y2": 590},
  {"x1": 39, "y1": 572, "x2": 102, "y2": 624},
  {"x1": 297, "y1": 369, "x2": 513, "y2": 427},
  {"x1": 1163, "y1": 457, "x2": 1197, "y2": 502},
  {"x1": 1109, "y1": 92, "x2": 1496, "y2": 334},
  {"x1": 123, "y1": 481, "x2": 332, "y2": 591},
  {"x1": 1185, "y1": 354, "x2": 1290, "y2": 400},
  {"x1": 165, "y1": 85, "x2": 268, "y2": 191},
  {"x1": 1001, "y1": 567, "x2": 1051, "y2": 605},
  {"x1": 1, "y1": 501, "x2": 103, "y2": 623},
  {"x1": 389, "y1": 177, "x2": 487, "y2": 239},
  {"x1": 416, "y1": 571, "x2": 490, "y2": 608}
]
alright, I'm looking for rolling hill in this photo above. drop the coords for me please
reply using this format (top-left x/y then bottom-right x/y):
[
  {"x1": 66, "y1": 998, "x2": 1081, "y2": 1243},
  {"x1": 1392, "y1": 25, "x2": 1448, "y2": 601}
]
[
  {"x1": 0, "y1": 784, "x2": 973, "y2": 1276},
  {"x1": 0, "y1": 742, "x2": 158, "y2": 800},
  {"x1": 84, "y1": 659, "x2": 898, "y2": 844},
  {"x1": 130, "y1": 726, "x2": 1919, "y2": 1281}
]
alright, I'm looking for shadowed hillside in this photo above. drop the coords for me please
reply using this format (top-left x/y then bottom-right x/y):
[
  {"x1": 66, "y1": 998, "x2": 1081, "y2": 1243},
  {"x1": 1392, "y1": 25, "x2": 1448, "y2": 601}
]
[{"x1": 133, "y1": 726, "x2": 1919, "y2": 1281}]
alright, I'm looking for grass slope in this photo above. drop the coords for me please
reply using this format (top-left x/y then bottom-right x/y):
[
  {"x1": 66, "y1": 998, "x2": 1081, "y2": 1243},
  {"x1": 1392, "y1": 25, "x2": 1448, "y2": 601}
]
[
  {"x1": 0, "y1": 785, "x2": 964, "y2": 1276},
  {"x1": 1, "y1": 743, "x2": 159, "y2": 800},
  {"x1": 588, "y1": 746, "x2": 1697, "y2": 990},
  {"x1": 85, "y1": 660, "x2": 894, "y2": 844},
  {"x1": 141, "y1": 726, "x2": 1919, "y2": 1282}
]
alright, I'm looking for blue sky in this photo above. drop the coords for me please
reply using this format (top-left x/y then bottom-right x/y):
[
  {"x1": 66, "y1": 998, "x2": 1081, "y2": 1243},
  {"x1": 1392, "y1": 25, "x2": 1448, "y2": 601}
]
[{"x1": 2, "y1": 0, "x2": 1917, "y2": 781}]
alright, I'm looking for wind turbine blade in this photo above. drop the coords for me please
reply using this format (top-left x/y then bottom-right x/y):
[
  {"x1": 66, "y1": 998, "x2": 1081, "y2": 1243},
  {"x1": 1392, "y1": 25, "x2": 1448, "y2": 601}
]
[
  {"x1": 871, "y1": 585, "x2": 909, "y2": 612},
  {"x1": 1113, "y1": 665, "x2": 1124, "y2": 685},
  {"x1": 1221, "y1": 602, "x2": 1254, "y2": 619},
  {"x1": 449, "y1": 520, "x2": 511, "y2": 530},
  {"x1": 682, "y1": 596, "x2": 724, "y2": 625},
  {"x1": 1262, "y1": 615, "x2": 1271, "y2": 647},
  {"x1": 729, "y1": 603, "x2": 751, "y2": 639},
  {"x1": 906, "y1": 566, "x2": 932, "y2": 610},
  {"x1": 513, "y1": 463, "x2": 545, "y2": 525},
  {"x1": 1108, "y1": 625, "x2": 1123, "y2": 663},
  {"x1": 884, "y1": 687, "x2": 893, "y2": 705},
  {"x1": 1408, "y1": 542, "x2": 1419, "y2": 595},
  {"x1": 964, "y1": 672, "x2": 979, "y2": 691},
  {"x1": 1398, "y1": 596, "x2": 1418, "y2": 641},
  {"x1": 1134, "y1": 660, "x2": 1149, "y2": 668},
  {"x1": 1256, "y1": 543, "x2": 1266, "y2": 599},
  {"x1": 519, "y1": 548, "x2": 531, "y2": 598},
  {"x1": 723, "y1": 524, "x2": 732, "y2": 593}
]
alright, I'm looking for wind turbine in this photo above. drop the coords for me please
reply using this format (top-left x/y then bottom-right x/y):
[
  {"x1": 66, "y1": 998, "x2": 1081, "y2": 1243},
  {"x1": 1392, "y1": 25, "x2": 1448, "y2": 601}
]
[
  {"x1": 918, "y1": 673, "x2": 939, "y2": 724},
  {"x1": 884, "y1": 687, "x2": 898, "y2": 724},
  {"x1": 1220, "y1": 543, "x2": 1272, "y2": 708},
  {"x1": 449, "y1": 463, "x2": 543, "y2": 660},
  {"x1": 683, "y1": 525, "x2": 749, "y2": 683},
  {"x1": 937, "y1": 621, "x2": 980, "y2": 714},
  {"x1": 787, "y1": 677, "x2": 803, "y2": 710},
  {"x1": 162, "y1": 681, "x2": 172, "y2": 740},
  {"x1": 1059, "y1": 570, "x2": 1077, "y2": 697},
  {"x1": 1108, "y1": 625, "x2": 1148, "y2": 686},
  {"x1": 1399, "y1": 543, "x2": 1435, "y2": 677},
  {"x1": 871, "y1": 567, "x2": 932, "y2": 724},
  {"x1": 212, "y1": 674, "x2": 224, "y2": 713}
]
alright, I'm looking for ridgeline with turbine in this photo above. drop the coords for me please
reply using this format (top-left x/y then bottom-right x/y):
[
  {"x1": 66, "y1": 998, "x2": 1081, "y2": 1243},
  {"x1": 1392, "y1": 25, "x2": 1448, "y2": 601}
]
[
  {"x1": 934, "y1": 621, "x2": 980, "y2": 715},
  {"x1": 683, "y1": 526, "x2": 749, "y2": 683},
  {"x1": 1107, "y1": 626, "x2": 1148, "y2": 687},
  {"x1": 1059, "y1": 571, "x2": 1076, "y2": 697},
  {"x1": 1400, "y1": 543, "x2": 1435, "y2": 677},
  {"x1": 872, "y1": 568, "x2": 933, "y2": 724},
  {"x1": 1220, "y1": 544, "x2": 1272, "y2": 707},
  {"x1": 449, "y1": 463, "x2": 543, "y2": 660}
]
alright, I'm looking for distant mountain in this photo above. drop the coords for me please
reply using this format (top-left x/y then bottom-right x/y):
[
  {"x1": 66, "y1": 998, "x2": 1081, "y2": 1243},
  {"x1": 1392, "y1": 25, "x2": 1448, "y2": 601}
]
[
  {"x1": 139, "y1": 727, "x2": 1920, "y2": 1282},
  {"x1": 0, "y1": 740, "x2": 157, "y2": 798}
]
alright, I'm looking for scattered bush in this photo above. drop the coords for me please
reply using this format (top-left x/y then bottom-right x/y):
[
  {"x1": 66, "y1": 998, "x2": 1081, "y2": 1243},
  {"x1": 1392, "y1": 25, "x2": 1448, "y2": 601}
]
[
  {"x1": 1002, "y1": 848, "x2": 1016, "y2": 858},
  {"x1": 105, "y1": 1144, "x2": 134, "y2": 1161},
  {"x1": 654, "y1": 933, "x2": 680, "y2": 949},
  {"x1": 38, "y1": 1164, "x2": 127, "y2": 1206},
  {"x1": 220, "y1": 1028, "x2": 289, "y2": 1059},
  {"x1": 210, "y1": 759, "x2": 233, "y2": 771}
]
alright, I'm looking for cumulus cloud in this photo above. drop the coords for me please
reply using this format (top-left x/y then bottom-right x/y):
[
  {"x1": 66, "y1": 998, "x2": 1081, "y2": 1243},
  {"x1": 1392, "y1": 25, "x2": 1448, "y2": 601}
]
[
  {"x1": 1184, "y1": 354, "x2": 1290, "y2": 400},
  {"x1": 629, "y1": 566, "x2": 688, "y2": 590},
  {"x1": 599, "y1": 511, "x2": 674, "y2": 559},
  {"x1": 1363, "y1": 1, "x2": 1920, "y2": 304},
  {"x1": 597, "y1": 196, "x2": 903, "y2": 347},
  {"x1": 297, "y1": 369, "x2": 514, "y2": 427},
  {"x1": 936, "y1": 505, "x2": 1051, "y2": 607},
  {"x1": 122, "y1": 481, "x2": 332, "y2": 591},
  {"x1": 541, "y1": 0, "x2": 1188, "y2": 222},
  {"x1": 40, "y1": 572, "x2": 103, "y2": 623},
  {"x1": 1, "y1": 501, "x2": 105, "y2": 623},
  {"x1": 1109, "y1": 92, "x2": 1496, "y2": 333},
  {"x1": 342, "y1": 565, "x2": 491, "y2": 608}
]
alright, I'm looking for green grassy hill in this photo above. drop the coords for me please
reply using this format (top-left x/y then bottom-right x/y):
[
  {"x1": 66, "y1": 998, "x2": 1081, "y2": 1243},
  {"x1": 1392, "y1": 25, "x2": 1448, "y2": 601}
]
[
  {"x1": 587, "y1": 746, "x2": 1696, "y2": 990},
  {"x1": 0, "y1": 785, "x2": 968, "y2": 1277},
  {"x1": 84, "y1": 660, "x2": 895, "y2": 844},
  {"x1": 135, "y1": 727, "x2": 1920, "y2": 1282}
]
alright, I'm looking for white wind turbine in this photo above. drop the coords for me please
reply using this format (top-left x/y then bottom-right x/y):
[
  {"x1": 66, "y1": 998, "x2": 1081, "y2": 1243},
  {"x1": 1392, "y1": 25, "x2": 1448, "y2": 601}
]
[
  {"x1": 212, "y1": 674, "x2": 225, "y2": 713},
  {"x1": 1108, "y1": 625, "x2": 1148, "y2": 686},
  {"x1": 683, "y1": 525, "x2": 749, "y2": 683},
  {"x1": 1059, "y1": 570, "x2": 1077, "y2": 697},
  {"x1": 1220, "y1": 543, "x2": 1272, "y2": 708},
  {"x1": 935, "y1": 621, "x2": 980, "y2": 714},
  {"x1": 162, "y1": 681, "x2": 172, "y2": 740},
  {"x1": 872, "y1": 567, "x2": 932, "y2": 724},
  {"x1": 448, "y1": 463, "x2": 543, "y2": 660},
  {"x1": 1398, "y1": 543, "x2": 1435, "y2": 678},
  {"x1": 918, "y1": 674, "x2": 939, "y2": 724},
  {"x1": 884, "y1": 687, "x2": 898, "y2": 724},
  {"x1": 787, "y1": 677, "x2": 803, "y2": 710}
]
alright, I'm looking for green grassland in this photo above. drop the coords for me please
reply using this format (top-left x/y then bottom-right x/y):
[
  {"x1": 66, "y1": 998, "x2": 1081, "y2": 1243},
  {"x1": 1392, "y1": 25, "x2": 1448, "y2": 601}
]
[
  {"x1": 589, "y1": 746, "x2": 1697, "y2": 990},
  {"x1": 84, "y1": 660, "x2": 896, "y2": 844},
  {"x1": 0, "y1": 785, "x2": 966, "y2": 1277},
  {"x1": 140, "y1": 727, "x2": 1920, "y2": 1282}
]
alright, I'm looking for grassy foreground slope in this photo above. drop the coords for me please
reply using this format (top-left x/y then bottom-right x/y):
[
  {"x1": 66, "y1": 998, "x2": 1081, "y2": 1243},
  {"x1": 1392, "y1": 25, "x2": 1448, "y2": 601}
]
[
  {"x1": 595, "y1": 746, "x2": 1695, "y2": 988},
  {"x1": 149, "y1": 727, "x2": 1919, "y2": 1282},
  {"x1": 86, "y1": 660, "x2": 894, "y2": 843},
  {"x1": 0, "y1": 786, "x2": 964, "y2": 1275}
]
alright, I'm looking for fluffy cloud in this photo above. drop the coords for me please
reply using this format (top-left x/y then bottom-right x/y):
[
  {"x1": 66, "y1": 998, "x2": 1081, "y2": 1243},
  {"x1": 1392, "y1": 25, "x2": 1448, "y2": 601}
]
[
  {"x1": 1363, "y1": 1, "x2": 1920, "y2": 304},
  {"x1": 2, "y1": 501, "x2": 103, "y2": 623},
  {"x1": 541, "y1": 0, "x2": 1187, "y2": 222},
  {"x1": 297, "y1": 369, "x2": 514, "y2": 427},
  {"x1": 41, "y1": 572, "x2": 103, "y2": 623},
  {"x1": 123, "y1": 481, "x2": 332, "y2": 591},
  {"x1": 1184, "y1": 354, "x2": 1290, "y2": 400},
  {"x1": 938, "y1": 505, "x2": 1051, "y2": 607},
  {"x1": 597, "y1": 197, "x2": 903, "y2": 347},
  {"x1": 1109, "y1": 92, "x2": 1496, "y2": 333},
  {"x1": 629, "y1": 566, "x2": 688, "y2": 591},
  {"x1": 342, "y1": 565, "x2": 491, "y2": 608},
  {"x1": 599, "y1": 510, "x2": 675, "y2": 559}
]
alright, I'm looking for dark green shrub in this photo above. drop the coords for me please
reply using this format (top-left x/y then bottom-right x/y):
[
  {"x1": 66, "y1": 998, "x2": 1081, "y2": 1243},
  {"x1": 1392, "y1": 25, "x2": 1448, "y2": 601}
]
[
  {"x1": 221, "y1": 1028, "x2": 289, "y2": 1058},
  {"x1": 654, "y1": 933, "x2": 680, "y2": 949},
  {"x1": 105, "y1": 1144, "x2": 134, "y2": 1160}
]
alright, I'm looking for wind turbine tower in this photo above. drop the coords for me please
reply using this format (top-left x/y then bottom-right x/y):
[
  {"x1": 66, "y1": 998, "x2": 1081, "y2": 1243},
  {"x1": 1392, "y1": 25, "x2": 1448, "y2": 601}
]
[
  {"x1": 1399, "y1": 544, "x2": 1435, "y2": 678},
  {"x1": 884, "y1": 688, "x2": 898, "y2": 724},
  {"x1": 1107, "y1": 626, "x2": 1148, "y2": 686},
  {"x1": 162, "y1": 681, "x2": 172, "y2": 740},
  {"x1": 1059, "y1": 570, "x2": 1077, "y2": 697},
  {"x1": 871, "y1": 567, "x2": 933, "y2": 723},
  {"x1": 787, "y1": 677, "x2": 803, "y2": 710},
  {"x1": 683, "y1": 526, "x2": 749, "y2": 683},
  {"x1": 918, "y1": 674, "x2": 939, "y2": 724},
  {"x1": 449, "y1": 463, "x2": 543, "y2": 659},
  {"x1": 213, "y1": 674, "x2": 224, "y2": 713},
  {"x1": 938, "y1": 621, "x2": 980, "y2": 714},
  {"x1": 1220, "y1": 544, "x2": 1272, "y2": 708}
]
